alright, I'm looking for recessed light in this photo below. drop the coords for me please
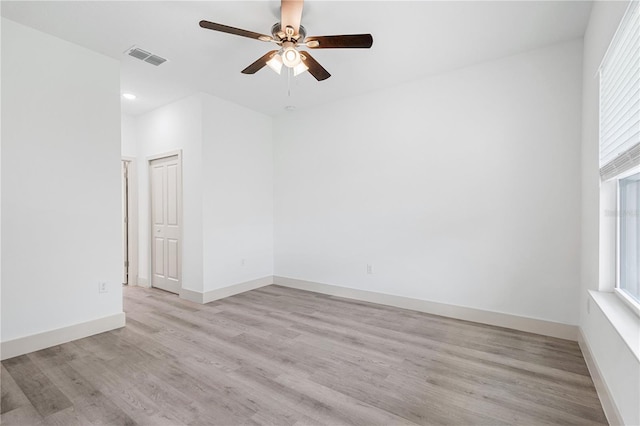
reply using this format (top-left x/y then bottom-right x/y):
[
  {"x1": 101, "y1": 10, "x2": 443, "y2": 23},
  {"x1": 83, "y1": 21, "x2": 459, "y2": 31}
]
[{"x1": 122, "y1": 93, "x2": 136, "y2": 100}]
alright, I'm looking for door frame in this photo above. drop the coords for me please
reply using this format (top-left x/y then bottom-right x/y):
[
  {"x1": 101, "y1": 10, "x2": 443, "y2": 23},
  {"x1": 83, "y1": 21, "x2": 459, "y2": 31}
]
[
  {"x1": 122, "y1": 157, "x2": 138, "y2": 286},
  {"x1": 147, "y1": 150, "x2": 183, "y2": 293}
]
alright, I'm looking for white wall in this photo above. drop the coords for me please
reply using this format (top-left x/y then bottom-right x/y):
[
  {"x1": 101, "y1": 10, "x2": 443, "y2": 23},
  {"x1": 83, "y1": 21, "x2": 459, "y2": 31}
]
[
  {"x1": 1, "y1": 19, "x2": 122, "y2": 341},
  {"x1": 274, "y1": 39, "x2": 583, "y2": 325},
  {"x1": 202, "y1": 95, "x2": 274, "y2": 291},
  {"x1": 121, "y1": 114, "x2": 137, "y2": 158},
  {"x1": 580, "y1": 2, "x2": 640, "y2": 425},
  {"x1": 135, "y1": 93, "x2": 273, "y2": 294}
]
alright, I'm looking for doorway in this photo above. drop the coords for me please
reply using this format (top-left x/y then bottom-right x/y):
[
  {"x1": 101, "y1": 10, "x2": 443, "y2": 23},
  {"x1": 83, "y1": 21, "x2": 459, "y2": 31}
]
[
  {"x1": 149, "y1": 153, "x2": 182, "y2": 294},
  {"x1": 122, "y1": 158, "x2": 138, "y2": 285}
]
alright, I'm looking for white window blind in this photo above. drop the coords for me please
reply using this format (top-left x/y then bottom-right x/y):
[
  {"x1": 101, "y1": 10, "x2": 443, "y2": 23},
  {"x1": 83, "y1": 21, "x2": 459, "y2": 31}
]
[{"x1": 599, "y1": 0, "x2": 640, "y2": 181}]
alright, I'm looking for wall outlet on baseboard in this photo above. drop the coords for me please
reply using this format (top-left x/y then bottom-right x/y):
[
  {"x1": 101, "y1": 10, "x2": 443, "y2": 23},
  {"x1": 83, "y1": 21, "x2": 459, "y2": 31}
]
[
  {"x1": 98, "y1": 282, "x2": 108, "y2": 293},
  {"x1": 366, "y1": 264, "x2": 373, "y2": 275}
]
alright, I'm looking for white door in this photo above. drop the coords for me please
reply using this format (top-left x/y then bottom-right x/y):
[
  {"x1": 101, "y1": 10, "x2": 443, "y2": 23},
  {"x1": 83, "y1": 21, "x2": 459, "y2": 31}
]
[{"x1": 150, "y1": 155, "x2": 182, "y2": 294}]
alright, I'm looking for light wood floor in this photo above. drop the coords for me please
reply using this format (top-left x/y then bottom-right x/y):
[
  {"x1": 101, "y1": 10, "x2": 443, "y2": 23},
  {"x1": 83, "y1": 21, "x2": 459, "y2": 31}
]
[{"x1": 2, "y1": 285, "x2": 607, "y2": 425}]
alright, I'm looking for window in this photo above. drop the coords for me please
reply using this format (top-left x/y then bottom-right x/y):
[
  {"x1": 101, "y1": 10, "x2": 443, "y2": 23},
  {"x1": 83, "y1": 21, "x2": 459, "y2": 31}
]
[
  {"x1": 618, "y1": 171, "x2": 640, "y2": 305},
  {"x1": 598, "y1": 0, "x2": 639, "y2": 181},
  {"x1": 599, "y1": 1, "x2": 640, "y2": 313}
]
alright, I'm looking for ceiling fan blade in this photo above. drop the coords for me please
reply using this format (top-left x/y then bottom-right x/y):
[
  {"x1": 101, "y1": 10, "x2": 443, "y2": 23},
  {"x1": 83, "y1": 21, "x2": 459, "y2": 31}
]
[
  {"x1": 241, "y1": 50, "x2": 278, "y2": 74},
  {"x1": 199, "y1": 20, "x2": 272, "y2": 42},
  {"x1": 300, "y1": 51, "x2": 331, "y2": 81},
  {"x1": 306, "y1": 34, "x2": 373, "y2": 49},
  {"x1": 281, "y1": 0, "x2": 304, "y2": 35}
]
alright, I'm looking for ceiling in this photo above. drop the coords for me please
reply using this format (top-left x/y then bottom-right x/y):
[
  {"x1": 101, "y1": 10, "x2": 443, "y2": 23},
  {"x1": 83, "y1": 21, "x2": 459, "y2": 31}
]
[{"x1": 1, "y1": 1, "x2": 593, "y2": 117}]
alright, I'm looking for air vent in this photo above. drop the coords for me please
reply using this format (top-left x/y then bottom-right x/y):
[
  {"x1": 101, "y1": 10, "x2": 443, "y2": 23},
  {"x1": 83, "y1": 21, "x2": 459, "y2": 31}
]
[
  {"x1": 125, "y1": 46, "x2": 168, "y2": 66},
  {"x1": 145, "y1": 55, "x2": 167, "y2": 66},
  {"x1": 128, "y1": 47, "x2": 151, "y2": 60}
]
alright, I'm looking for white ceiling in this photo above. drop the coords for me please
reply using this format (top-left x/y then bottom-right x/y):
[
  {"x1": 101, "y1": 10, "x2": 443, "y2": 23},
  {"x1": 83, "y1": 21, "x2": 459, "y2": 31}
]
[{"x1": 1, "y1": 1, "x2": 593, "y2": 117}]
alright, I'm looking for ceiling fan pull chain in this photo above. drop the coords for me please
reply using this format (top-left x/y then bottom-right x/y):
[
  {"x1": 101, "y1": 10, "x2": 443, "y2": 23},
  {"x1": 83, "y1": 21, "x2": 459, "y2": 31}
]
[{"x1": 287, "y1": 67, "x2": 292, "y2": 97}]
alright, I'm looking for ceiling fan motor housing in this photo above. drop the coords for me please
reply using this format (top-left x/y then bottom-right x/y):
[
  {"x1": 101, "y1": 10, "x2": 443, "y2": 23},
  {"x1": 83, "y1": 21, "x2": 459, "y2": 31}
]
[{"x1": 271, "y1": 23, "x2": 306, "y2": 42}]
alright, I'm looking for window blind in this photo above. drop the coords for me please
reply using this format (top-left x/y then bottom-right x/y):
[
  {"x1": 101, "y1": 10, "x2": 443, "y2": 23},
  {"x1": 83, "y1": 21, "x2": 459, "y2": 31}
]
[{"x1": 599, "y1": 0, "x2": 640, "y2": 181}]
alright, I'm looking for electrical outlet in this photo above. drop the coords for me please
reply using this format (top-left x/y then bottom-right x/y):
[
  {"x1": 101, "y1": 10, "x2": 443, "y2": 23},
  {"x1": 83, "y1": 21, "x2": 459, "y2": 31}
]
[
  {"x1": 98, "y1": 282, "x2": 108, "y2": 293},
  {"x1": 366, "y1": 264, "x2": 373, "y2": 274}
]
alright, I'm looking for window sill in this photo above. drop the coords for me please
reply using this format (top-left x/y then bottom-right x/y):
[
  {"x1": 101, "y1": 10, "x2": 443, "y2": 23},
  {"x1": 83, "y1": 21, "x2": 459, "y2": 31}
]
[
  {"x1": 614, "y1": 288, "x2": 640, "y2": 318},
  {"x1": 589, "y1": 290, "x2": 640, "y2": 362}
]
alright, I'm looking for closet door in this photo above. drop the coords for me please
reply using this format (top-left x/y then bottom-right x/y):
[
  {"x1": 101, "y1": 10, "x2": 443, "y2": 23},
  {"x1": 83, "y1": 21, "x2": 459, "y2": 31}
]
[{"x1": 150, "y1": 155, "x2": 181, "y2": 294}]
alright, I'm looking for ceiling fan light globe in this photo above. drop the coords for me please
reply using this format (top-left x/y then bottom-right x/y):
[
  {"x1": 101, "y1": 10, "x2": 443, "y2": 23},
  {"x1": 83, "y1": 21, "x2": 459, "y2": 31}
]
[
  {"x1": 266, "y1": 55, "x2": 283, "y2": 74},
  {"x1": 282, "y1": 47, "x2": 301, "y2": 68},
  {"x1": 293, "y1": 62, "x2": 308, "y2": 76}
]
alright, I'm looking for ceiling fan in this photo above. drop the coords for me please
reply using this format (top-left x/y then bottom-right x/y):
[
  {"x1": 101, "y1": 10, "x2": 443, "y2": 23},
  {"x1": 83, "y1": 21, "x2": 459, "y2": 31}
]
[{"x1": 199, "y1": 0, "x2": 373, "y2": 81}]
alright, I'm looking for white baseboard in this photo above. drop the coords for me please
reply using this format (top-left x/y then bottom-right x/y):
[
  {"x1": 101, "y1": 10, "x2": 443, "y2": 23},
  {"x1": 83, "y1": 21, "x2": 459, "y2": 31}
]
[
  {"x1": 202, "y1": 276, "x2": 273, "y2": 304},
  {"x1": 578, "y1": 328, "x2": 624, "y2": 426},
  {"x1": 0, "y1": 312, "x2": 126, "y2": 361},
  {"x1": 179, "y1": 287, "x2": 205, "y2": 304},
  {"x1": 179, "y1": 276, "x2": 274, "y2": 304},
  {"x1": 136, "y1": 276, "x2": 149, "y2": 288},
  {"x1": 273, "y1": 276, "x2": 578, "y2": 341}
]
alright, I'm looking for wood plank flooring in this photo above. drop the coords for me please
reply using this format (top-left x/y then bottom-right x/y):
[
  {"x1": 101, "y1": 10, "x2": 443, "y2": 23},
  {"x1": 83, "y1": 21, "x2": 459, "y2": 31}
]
[{"x1": 1, "y1": 285, "x2": 608, "y2": 425}]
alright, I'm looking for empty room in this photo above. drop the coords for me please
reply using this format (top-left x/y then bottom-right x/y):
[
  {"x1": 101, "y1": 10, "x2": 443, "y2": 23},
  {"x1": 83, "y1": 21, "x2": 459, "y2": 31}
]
[{"x1": 1, "y1": 0, "x2": 639, "y2": 425}]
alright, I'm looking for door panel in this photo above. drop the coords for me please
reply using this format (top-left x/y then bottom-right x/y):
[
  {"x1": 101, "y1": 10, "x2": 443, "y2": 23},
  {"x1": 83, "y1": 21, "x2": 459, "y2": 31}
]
[
  {"x1": 152, "y1": 166, "x2": 164, "y2": 225},
  {"x1": 154, "y1": 237, "x2": 165, "y2": 276},
  {"x1": 150, "y1": 155, "x2": 181, "y2": 294},
  {"x1": 167, "y1": 164, "x2": 179, "y2": 226},
  {"x1": 167, "y1": 239, "x2": 179, "y2": 280}
]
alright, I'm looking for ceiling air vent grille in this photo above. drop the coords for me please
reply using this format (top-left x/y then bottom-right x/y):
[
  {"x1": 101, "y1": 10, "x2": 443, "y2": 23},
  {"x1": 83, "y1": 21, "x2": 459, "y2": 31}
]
[
  {"x1": 126, "y1": 46, "x2": 167, "y2": 66},
  {"x1": 145, "y1": 55, "x2": 167, "y2": 66}
]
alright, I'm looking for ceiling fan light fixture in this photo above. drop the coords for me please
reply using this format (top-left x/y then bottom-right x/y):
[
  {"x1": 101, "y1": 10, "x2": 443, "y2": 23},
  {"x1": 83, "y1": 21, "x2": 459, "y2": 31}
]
[
  {"x1": 293, "y1": 61, "x2": 308, "y2": 76},
  {"x1": 266, "y1": 54, "x2": 283, "y2": 74},
  {"x1": 199, "y1": 0, "x2": 373, "y2": 82},
  {"x1": 282, "y1": 46, "x2": 301, "y2": 68}
]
